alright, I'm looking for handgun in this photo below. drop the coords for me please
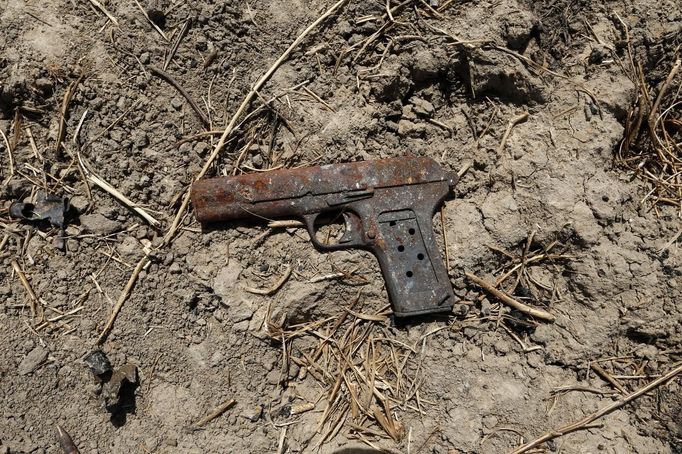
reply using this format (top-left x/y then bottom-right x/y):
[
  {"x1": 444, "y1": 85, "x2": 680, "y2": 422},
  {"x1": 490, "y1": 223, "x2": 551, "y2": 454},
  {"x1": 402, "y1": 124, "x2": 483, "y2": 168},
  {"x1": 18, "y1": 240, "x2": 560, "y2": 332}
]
[{"x1": 191, "y1": 156, "x2": 458, "y2": 317}]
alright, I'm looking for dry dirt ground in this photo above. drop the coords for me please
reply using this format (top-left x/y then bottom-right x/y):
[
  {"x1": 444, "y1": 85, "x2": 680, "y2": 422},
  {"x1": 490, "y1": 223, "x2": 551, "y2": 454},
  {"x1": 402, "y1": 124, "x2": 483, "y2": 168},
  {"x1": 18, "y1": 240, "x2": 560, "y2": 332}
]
[{"x1": 1, "y1": 0, "x2": 681, "y2": 453}]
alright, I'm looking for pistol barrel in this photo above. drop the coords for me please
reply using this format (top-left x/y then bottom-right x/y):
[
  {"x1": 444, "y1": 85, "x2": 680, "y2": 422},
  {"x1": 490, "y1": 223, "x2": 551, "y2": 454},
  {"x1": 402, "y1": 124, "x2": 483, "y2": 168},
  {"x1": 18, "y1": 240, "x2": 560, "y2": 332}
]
[{"x1": 191, "y1": 157, "x2": 456, "y2": 223}]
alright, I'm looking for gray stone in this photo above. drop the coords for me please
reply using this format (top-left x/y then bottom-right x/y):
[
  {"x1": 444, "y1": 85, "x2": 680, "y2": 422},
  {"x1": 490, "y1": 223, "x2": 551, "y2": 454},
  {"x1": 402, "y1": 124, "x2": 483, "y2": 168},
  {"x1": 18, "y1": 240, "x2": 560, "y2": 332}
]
[
  {"x1": 132, "y1": 130, "x2": 149, "y2": 148},
  {"x1": 79, "y1": 213, "x2": 121, "y2": 235},
  {"x1": 530, "y1": 324, "x2": 553, "y2": 345},
  {"x1": 117, "y1": 235, "x2": 141, "y2": 257},
  {"x1": 18, "y1": 346, "x2": 48, "y2": 375},
  {"x1": 169, "y1": 262, "x2": 182, "y2": 274},
  {"x1": 171, "y1": 97, "x2": 183, "y2": 110}
]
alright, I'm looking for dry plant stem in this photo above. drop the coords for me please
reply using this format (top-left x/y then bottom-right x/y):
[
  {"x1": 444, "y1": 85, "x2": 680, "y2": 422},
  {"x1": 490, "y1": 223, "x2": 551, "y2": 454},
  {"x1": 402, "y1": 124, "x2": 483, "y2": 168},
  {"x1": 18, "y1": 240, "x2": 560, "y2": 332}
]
[
  {"x1": 243, "y1": 264, "x2": 292, "y2": 295},
  {"x1": 457, "y1": 161, "x2": 473, "y2": 178},
  {"x1": 96, "y1": 256, "x2": 149, "y2": 345},
  {"x1": 465, "y1": 272, "x2": 556, "y2": 322},
  {"x1": 164, "y1": 17, "x2": 192, "y2": 70},
  {"x1": 194, "y1": 398, "x2": 236, "y2": 428},
  {"x1": 87, "y1": 0, "x2": 119, "y2": 26},
  {"x1": 268, "y1": 220, "x2": 305, "y2": 228},
  {"x1": 509, "y1": 363, "x2": 682, "y2": 454},
  {"x1": 591, "y1": 362, "x2": 627, "y2": 394},
  {"x1": 162, "y1": 0, "x2": 349, "y2": 245},
  {"x1": 11, "y1": 260, "x2": 41, "y2": 318},
  {"x1": 132, "y1": 0, "x2": 168, "y2": 41},
  {"x1": 0, "y1": 129, "x2": 14, "y2": 180},
  {"x1": 498, "y1": 112, "x2": 529, "y2": 154},
  {"x1": 55, "y1": 73, "x2": 85, "y2": 159},
  {"x1": 648, "y1": 58, "x2": 680, "y2": 143},
  {"x1": 149, "y1": 66, "x2": 210, "y2": 128},
  {"x1": 290, "y1": 402, "x2": 315, "y2": 415},
  {"x1": 277, "y1": 427, "x2": 287, "y2": 454},
  {"x1": 78, "y1": 154, "x2": 160, "y2": 227}
]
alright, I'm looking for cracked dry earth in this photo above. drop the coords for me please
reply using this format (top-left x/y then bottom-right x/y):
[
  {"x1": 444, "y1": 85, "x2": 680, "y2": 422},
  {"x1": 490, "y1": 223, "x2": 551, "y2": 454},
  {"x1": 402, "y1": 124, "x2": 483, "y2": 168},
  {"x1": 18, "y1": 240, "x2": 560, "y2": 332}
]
[{"x1": 1, "y1": 0, "x2": 681, "y2": 453}]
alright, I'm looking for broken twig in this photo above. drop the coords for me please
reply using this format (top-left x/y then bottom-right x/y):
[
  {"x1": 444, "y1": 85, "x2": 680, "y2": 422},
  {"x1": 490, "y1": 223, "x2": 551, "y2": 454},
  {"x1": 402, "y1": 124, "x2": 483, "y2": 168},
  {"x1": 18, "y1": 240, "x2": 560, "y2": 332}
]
[
  {"x1": 149, "y1": 66, "x2": 210, "y2": 129},
  {"x1": 194, "y1": 398, "x2": 236, "y2": 428},
  {"x1": 498, "y1": 111, "x2": 529, "y2": 154},
  {"x1": 466, "y1": 272, "x2": 555, "y2": 322},
  {"x1": 243, "y1": 265, "x2": 292, "y2": 295},
  {"x1": 96, "y1": 256, "x2": 149, "y2": 344},
  {"x1": 11, "y1": 260, "x2": 41, "y2": 319},
  {"x1": 78, "y1": 154, "x2": 160, "y2": 227}
]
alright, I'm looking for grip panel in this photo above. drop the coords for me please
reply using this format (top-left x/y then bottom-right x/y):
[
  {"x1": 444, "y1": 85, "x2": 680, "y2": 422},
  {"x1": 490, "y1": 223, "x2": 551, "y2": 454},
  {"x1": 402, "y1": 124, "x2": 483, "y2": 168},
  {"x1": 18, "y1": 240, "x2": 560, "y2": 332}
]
[{"x1": 373, "y1": 209, "x2": 454, "y2": 317}]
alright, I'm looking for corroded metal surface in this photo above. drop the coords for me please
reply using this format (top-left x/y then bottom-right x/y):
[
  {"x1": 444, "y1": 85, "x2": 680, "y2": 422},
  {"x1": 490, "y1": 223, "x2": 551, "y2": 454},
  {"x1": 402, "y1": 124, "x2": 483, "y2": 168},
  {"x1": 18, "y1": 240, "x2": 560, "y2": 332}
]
[{"x1": 191, "y1": 157, "x2": 458, "y2": 317}]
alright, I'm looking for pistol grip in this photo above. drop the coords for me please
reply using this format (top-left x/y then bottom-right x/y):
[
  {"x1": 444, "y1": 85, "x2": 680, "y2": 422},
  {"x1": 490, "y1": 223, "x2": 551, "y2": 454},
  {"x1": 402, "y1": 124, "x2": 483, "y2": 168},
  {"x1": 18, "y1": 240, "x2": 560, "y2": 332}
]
[{"x1": 372, "y1": 209, "x2": 454, "y2": 317}]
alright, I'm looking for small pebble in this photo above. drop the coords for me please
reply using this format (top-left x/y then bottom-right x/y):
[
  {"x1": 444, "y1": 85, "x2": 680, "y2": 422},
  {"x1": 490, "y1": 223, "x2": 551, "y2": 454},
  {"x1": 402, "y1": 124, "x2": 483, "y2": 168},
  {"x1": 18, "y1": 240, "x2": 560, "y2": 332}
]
[{"x1": 171, "y1": 97, "x2": 183, "y2": 110}]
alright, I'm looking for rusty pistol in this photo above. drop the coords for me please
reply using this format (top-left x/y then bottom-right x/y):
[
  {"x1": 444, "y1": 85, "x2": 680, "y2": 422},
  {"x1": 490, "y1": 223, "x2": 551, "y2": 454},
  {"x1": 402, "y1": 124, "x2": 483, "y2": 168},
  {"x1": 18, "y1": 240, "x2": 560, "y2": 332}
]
[{"x1": 191, "y1": 156, "x2": 458, "y2": 317}]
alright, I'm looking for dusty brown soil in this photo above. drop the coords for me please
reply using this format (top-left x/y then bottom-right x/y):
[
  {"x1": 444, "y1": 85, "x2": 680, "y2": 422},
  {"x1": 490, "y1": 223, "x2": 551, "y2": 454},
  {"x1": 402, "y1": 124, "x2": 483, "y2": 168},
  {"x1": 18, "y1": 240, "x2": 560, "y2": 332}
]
[{"x1": 1, "y1": 0, "x2": 681, "y2": 453}]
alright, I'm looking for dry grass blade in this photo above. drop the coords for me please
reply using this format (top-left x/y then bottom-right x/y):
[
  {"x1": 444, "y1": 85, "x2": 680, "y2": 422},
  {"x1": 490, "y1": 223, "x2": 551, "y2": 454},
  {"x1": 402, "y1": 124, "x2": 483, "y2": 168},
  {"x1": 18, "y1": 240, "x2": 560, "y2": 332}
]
[
  {"x1": 87, "y1": 0, "x2": 119, "y2": 27},
  {"x1": 0, "y1": 128, "x2": 15, "y2": 186},
  {"x1": 132, "y1": 0, "x2": 168, "y2": 41},
  {"x1": 96, "y1": 256, "x2": 149, "y2": 344},
  {"x1": 77, "y1": 154, "x2": 160, "y2": 227},
  {"x1": 55, "y1": 73, "x2": 85, "y2": 159},
  {"x1": 164, "y1": 17, "x2": 191, "y2": 69},
  {"x1": 11, "y1": 260, "x2": 42, "y2": 319}
]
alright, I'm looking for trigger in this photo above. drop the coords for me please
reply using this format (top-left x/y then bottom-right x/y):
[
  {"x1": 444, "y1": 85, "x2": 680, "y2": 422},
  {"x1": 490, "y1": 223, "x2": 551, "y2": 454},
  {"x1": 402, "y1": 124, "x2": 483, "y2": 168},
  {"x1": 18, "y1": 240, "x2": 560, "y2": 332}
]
[{"x1": 339, "y1": 212, "x2": 363, "y2": 244}]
